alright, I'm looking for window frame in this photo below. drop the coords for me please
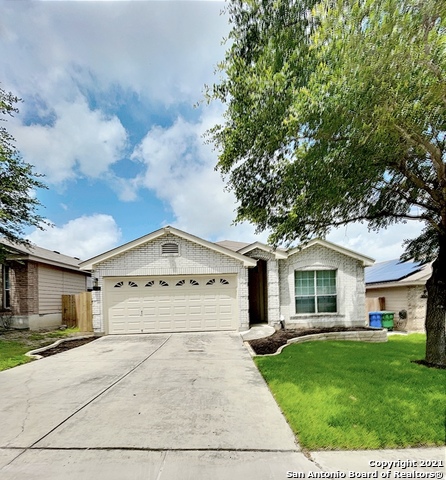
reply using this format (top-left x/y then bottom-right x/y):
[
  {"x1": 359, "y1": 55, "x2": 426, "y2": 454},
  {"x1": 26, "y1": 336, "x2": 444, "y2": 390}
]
[{"x1": 294, "y1": 269, "x2": 337, "y2": 314}]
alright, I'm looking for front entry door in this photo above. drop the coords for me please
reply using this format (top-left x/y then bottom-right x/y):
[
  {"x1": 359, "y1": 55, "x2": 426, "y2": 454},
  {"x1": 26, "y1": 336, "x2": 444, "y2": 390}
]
[{"x1": 248, "y1": 259, "x2": 268, "y2": 325}]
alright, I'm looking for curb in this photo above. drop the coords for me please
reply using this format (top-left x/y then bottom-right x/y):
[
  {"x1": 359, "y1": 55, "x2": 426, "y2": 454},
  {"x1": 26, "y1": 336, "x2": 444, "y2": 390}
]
[{"x1": 246, "y1": 329, "x2": 388, "y2": 357}]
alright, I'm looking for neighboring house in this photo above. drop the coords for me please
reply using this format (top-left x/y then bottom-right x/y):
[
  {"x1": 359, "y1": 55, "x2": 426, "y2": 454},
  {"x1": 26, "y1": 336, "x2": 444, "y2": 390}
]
[
  {"x1": 0, "y1": 240, "x2": 90, "y2": 330},
  {"x1": 80, "y1": 225, "x2": 374, "y2": 335},
  {"x1": 365, "y1": 259, "x2": 432, "y2": 332}
]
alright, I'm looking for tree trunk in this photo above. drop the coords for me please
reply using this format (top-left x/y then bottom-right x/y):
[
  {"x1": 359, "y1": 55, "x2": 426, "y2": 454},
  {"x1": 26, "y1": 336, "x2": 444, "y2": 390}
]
[{"x1": 425, "y1": 236, "x2": 446, "y2": 367}]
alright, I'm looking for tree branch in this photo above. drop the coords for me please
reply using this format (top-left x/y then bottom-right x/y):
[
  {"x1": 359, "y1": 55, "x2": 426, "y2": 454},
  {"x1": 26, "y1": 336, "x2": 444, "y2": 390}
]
[
  {"x1": 393, "y1": 140, "x2": 444, "y2": 206},
  {"x1": 374, "y1": 181, "x2": 438, "y2": 214}
]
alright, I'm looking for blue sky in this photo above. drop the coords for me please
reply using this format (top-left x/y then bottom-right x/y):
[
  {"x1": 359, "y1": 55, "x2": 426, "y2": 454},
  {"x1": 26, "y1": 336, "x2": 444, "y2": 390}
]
[{"x1": 0, "y1": 0, "x2": 422, "y2": 261}]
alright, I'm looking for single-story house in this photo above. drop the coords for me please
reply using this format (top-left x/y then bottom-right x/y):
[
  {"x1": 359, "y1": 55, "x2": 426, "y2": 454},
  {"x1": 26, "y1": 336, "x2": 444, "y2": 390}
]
[
  {"x1": 0, "y1": 240, "x2": 90, "y2": 330},
  {"x1": 365, "y1": 259, "x2": 431, "y2": 332},
  {"x1": 80, "y1": 226, "x2": 374, "y2": 335}
]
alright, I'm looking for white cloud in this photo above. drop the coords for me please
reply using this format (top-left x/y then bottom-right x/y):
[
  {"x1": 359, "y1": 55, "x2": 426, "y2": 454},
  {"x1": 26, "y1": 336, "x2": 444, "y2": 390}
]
[
  {"x1": 27, "y1": 214, "x2": 122, "y2": 260},
  {"x1": 327, "y1": 221, "x2": 425, "y2": 262},
  {"x1": 128, "y1": 106, "x2": 266, "y2": 242},
  {"x1": 1, "y1": 1, "x2": 229, "y2": 106},
  {"x1": 9, "y1": 98, "x2": 127, "y2": 183}
]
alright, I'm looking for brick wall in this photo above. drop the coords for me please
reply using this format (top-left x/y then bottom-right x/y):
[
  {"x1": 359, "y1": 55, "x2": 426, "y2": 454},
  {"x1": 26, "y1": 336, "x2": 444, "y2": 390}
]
[
  {"x1": 9, "y1": 260, "x2": 39, "y2": 316},
  {"x1": 279, "y1": 244, "x2": 366, "y2": 329},
  {"x1": 91, "y1": 234, "x2": 248, "y2": 333},
  {"x1": 407, "y1": 285, "x2": 426, "y2": 332}
]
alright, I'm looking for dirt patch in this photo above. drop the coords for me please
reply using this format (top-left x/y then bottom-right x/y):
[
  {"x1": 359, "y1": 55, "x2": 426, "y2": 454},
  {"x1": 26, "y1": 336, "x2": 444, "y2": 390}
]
[
  {"x1": 0, "y1": 328, "x2": 96, "y2": 355},
  {"x1": 249, "y1": 326, "x2": 376, "y2": 355},
  {"x1": 37, "y1": 337, "x2": 98, "y2": 357},
  {"x1": 411, "y1": 359, "x2": 446, "y2": 370}
]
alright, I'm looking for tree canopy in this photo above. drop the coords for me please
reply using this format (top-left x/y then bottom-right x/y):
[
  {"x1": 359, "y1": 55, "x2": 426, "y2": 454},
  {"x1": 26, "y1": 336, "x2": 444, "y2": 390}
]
[
  {"x1": 0, "y1": 86, "x2": 47, "y2": 253},
  {"x1": 209, "y1": 0, "x2": 446, "y2": 365}
]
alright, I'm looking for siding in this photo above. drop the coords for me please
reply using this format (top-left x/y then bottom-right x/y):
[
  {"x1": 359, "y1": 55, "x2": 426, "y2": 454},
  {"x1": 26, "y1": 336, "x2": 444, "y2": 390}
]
[
  {"x1": 38, "y1": 265, "x2": 87, "y2": 314},
  {"x1": 366, "y1": 287, "x2": 407, "y2": 317},
  {"x1": 366, "y1": 285, "x2": 426, "y2": 332}
]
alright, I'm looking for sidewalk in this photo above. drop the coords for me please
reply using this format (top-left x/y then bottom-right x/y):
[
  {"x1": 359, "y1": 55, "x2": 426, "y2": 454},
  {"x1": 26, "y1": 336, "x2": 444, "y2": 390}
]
[{"x1": 310, "y1": 447, "x2": 445, "y2": 474}]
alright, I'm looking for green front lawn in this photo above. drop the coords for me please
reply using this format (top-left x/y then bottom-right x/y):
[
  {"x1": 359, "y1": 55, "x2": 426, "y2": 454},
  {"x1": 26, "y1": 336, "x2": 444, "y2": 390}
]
[
  {"x1": 254, "y1": 334, "x2": 445, "y2": 450},
  {"x1": 0, "y1": 328, "x2": 80, "y2": 371}
]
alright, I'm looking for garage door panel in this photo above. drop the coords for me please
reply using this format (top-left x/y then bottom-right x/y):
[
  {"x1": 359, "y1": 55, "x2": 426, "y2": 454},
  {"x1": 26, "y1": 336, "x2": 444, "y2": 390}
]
[
  {"x1": 112, "y1": 307, "x2": 126, "y2": 317},
  {"x1": 106, "y1": 275, "x2": 237, "y2": 334},
  {"x1": 173, "y1": 319, "x2": 187, "y2": 329},
  {"x1": 204, "y1": 305, "x2": 217, "y2": 315},
  {"x1": 142, "y1": 321, "x2": 157, "y2": 331},
  {"x1": 127, "y1": 306, "x2": 141, "y2": 315},
  {"x1": 189, "y1": 319, "x2": 203, "y2": 329}
]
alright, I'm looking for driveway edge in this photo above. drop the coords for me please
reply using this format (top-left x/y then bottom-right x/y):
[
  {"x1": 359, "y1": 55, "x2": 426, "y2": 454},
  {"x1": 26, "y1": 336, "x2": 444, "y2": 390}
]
[{"x1": 26, "y1": 335, "x2": 96, "y2": 359}]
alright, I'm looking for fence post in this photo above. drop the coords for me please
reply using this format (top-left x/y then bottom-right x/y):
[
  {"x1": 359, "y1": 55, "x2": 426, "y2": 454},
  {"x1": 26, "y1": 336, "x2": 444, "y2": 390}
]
[
  {"x1": 62, "y1": 295, "x2": 77, "y2": 327},
  {"x1": 75, "y1": 292, "x2": 93, "y2": 332}
]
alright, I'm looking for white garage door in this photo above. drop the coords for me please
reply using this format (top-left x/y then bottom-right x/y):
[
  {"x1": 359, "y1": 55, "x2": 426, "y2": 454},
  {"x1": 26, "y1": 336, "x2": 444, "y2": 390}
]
[{"x1": 105, "y1": 275, "x2": 238, "y2": 334}]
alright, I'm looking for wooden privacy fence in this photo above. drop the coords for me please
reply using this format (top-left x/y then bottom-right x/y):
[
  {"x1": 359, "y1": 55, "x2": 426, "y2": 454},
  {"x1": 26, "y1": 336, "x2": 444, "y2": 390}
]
[
  {"x1": 62, "y1": 292, "x2": 93, "y2": 332},
  {"x1": 366, "y1": 296, "x2": 386, "y2": 313}
]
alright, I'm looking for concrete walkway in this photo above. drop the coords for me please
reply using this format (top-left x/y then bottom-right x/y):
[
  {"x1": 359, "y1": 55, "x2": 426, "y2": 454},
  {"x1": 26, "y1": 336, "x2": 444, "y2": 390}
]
[{"x1": 0, "y1": 333, "x2": 444, "y2": 479}]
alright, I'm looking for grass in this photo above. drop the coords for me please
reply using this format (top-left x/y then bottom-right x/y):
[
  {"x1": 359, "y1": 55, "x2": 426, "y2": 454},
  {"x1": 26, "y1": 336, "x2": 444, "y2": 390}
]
[
  {"x1": 0, "y1": 327, "x2": 80, "y2": 371},
  {"x1": 254, "y1": 334, "x2": 446, "y2": 450}
]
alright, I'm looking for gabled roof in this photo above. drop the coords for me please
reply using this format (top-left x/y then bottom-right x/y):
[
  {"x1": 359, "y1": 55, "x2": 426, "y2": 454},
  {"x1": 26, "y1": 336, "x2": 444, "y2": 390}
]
[
  {"x1": 215, "y1": 240, "x2": 287, "y2": 259},
  {"x1": 366, "y1": 259, "x2": 432, "y2": 287},
  {"x1": 80, "y1": 226, "x2": 257, "y2": 270},
  {"x1": 215, "y1": 240, "x2": 250, "y2": 252},
  {"x1": 237, "y1": 242, "x2": 288, "y2": 259},
  {"x1": 218, "y1": 237, "x2": 373, "y2": 264},
  {"x1": 1, "y1": 239, "x2": 86, "y2": 273},
  {"x1": 287, "y1": 238, "x2": 375, "y2": 267}
]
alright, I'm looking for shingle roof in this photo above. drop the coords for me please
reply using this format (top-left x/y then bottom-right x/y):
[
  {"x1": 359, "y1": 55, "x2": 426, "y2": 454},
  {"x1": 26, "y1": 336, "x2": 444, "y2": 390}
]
[
  {"x1": 1, "y1": 239, "x2": 85, "y2": 272},
  {"x1": 214, "y1": 240, "x2": 251, "y2": 252}
]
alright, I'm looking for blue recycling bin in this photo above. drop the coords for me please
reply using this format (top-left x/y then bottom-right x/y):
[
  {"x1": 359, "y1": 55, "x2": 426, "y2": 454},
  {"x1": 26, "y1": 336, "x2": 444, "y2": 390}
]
[{"x1": 369, "y1": 311, "x2": 383, "y2": 328}]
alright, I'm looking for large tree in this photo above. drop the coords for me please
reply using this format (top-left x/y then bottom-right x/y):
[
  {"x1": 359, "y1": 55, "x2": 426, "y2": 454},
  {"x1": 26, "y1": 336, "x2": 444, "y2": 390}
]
[
  {"x1": 209, "y1": 0, "x2": 446, "y2": 366},
  {"x1": 0, "y1": 86, "x2": 47, "y2": 255}
]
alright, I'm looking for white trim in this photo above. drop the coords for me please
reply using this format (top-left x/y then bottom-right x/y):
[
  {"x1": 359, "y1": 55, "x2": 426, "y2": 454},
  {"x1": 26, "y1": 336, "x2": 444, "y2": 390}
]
[
  {"x1": 294, "y1": 268, "x2": 338, "y2": 315},
  {"x1": 287, "y1": 238, "x2": 374, "y2": 266},
  {"x1": 366, "y1": 278, "x2": 429, "y2": 289},
  {"x1": 238, "y1": 242, "x2": 288, "y2": 259},
  {"x1": 80, "y1": 225, "x2": 257, "y2": 270}
]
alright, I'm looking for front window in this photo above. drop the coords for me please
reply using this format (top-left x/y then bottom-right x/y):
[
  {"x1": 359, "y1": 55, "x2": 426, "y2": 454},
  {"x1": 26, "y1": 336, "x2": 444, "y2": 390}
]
[{"x1": 295, "y1": 270, "x2": 337, "y2": 314}]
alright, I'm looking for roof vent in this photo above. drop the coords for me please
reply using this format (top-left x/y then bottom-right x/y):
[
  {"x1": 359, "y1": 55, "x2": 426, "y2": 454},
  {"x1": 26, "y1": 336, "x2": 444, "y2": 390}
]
[
  {"x1": 53, "y1": 251, "x2": 60, "y2": 254},
  {"x1": 161, "y1": 242, "x2": 179, "y2": 255}
]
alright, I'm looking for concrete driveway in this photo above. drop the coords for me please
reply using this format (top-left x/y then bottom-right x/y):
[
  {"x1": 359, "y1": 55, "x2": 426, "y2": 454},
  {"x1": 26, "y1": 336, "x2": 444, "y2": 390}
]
[{"x1": 0, "y1": 332, "x2": 318, "y2": 479}]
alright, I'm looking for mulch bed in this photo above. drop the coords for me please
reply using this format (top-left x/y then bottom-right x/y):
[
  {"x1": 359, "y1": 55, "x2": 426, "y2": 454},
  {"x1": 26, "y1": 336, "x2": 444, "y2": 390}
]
[
  {"x1": 248, "y1": 326, "x2": 376, "y2": 355},
  {"x1": 37, "y1": 337, "x2": 98, "y2": 357}
]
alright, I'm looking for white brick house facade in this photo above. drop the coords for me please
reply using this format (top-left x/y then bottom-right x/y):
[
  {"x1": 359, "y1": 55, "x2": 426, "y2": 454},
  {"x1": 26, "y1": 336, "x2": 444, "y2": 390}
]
[
  {"x1": 279, "y1": 243, "x2": 368, "y2": 329},
  {"x1": 81, "y1": 227, "x2": 373, "y2": 335}
]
